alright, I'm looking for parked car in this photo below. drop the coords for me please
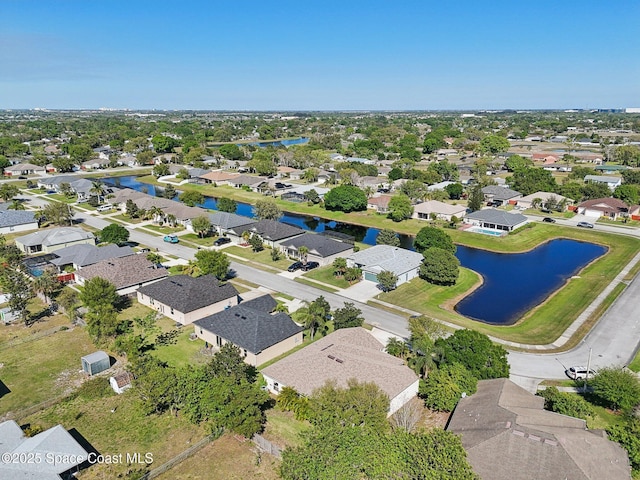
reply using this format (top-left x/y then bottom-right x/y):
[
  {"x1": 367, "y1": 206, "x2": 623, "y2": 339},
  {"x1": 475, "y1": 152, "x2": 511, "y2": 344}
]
[
  {"x1": 542, "y1": 217, "x2": 556, "y2": 223},
  {"x1": 18, "y1": 176, "x2": 28, "y2": 179},
  {"x1": 566, "y1": 366, "x2": 598, "y2": 380},
  {"x1": 213, "y1": 237, "x2": 231, "y2": 246},
  {"x1": 301, "y1": 261, "x2": 320, "y2": 271},
  {"x1": 138, "y1": 248, "x2": 150, "y2": 254},
  {"x1": 163, "y1": 234, "x2": 179, "y2": 243},
  {"x1": 287, "y1": 261, "x2": 304, "y2": 272},
  {"x1": 96, "y1": 204, "x2": 113, "y2": 212},
  {"x1": 577, "y1": 221, "x2": 594, "y2": 228}
]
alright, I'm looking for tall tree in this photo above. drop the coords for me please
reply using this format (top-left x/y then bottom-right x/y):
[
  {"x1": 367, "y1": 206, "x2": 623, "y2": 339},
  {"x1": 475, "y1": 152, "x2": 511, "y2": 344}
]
[
  {"x1": 179, "y1": 190, "x2": 204, "y2": 207},
  {"x1": 414, "y1": 226, "x2": 456, "y2": 253},
  {"x1": 0, "y1": 184, "x2": 19, "y2": 202},
  {"x1": 40, "y1": 202, "x2": 74, "y2": 226},
  {"x1": 468, "y1": 184, "x2": 484, "y2": 212},
  {"x1": 376, "y1": 228, "x2": 401, "y2": 247},
  {"x1": 376, "y1": 270, "x2": 398, "y2": 292},
  {"x1": 217, "y1": 197, "x2": 237, "y2": 213},
  {"x1": 191, "y1": 215, "x2": 212, "y2": 238},
  {"x1": 388, "y1": 194, "x2": 414, "y2": 222},
  {"x1": 0, "y1": 268, "x2": 34, "y2": 324},
  {"x1": 254, "y1": 199, "x2": 282, "y2": 220},
  {"x1": 419, "y1": 247, "x2": 460, "y2": 285},
  {"x1": 99, "y1": 223, "x2": 130, "y2": 245},
  {"x1": 193, "y1": 249, "x2": 230, "y2": 280},
  {"x1": 324, "y1": 185, "x2": 368, "y2": 212},
  {"x1": 79, "y1": 277, "x2": 119, "y2": 310},
  {"x1": 332, "y1": 302, "x2": 364, "y2": 329}
]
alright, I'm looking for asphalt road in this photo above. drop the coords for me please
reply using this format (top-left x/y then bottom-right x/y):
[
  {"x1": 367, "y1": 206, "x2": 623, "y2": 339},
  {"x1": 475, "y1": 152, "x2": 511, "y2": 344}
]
[{"x1": 33, "y1": 199, "x2": 640, "y2": 383}]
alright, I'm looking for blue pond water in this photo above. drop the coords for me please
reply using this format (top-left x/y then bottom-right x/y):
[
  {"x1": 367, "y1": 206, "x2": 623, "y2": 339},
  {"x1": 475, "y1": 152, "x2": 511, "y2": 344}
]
[
  {"x1": 455, "y1": 240, "x2": 606, "y2": 324},
  {"x1": 103, "y1": 176, "x2": 606, "y2": 325}
]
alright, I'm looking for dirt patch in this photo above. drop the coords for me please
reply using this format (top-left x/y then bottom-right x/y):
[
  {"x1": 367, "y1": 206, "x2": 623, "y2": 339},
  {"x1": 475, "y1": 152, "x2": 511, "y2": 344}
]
[{"x1": 54, "y1": 368, "x2": 86, "y2": 396}]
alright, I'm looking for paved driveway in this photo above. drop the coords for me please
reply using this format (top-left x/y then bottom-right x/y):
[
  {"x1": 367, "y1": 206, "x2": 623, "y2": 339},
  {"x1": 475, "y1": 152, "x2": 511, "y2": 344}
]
[{"x1": 341, "y1": 280, "x2": 381, "y2": 302}]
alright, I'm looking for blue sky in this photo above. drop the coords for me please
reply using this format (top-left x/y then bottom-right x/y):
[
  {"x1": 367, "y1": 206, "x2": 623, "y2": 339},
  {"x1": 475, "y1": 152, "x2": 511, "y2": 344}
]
[{"x1": 0, "y1": 0, "x2": 638, "y2": 110}]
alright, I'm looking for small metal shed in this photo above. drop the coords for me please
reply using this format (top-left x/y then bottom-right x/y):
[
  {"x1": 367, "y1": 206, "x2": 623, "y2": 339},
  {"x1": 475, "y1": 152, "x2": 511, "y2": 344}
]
[{"x1": 81, "y1": 351, "x2": 110, "y2": 376}]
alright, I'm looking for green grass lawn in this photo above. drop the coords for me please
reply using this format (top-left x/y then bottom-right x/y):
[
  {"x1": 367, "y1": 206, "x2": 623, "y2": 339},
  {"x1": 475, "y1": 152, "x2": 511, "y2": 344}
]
[
  {"x1": 302, "y1": 265, "x2": 353, "y2": 289},
  {"x1": 263, "y1": 407, "x2": 310, "y2": 448},
  {"x1": 294, "y1": 277, "x2": 340, "y2": 293},
  {"x1": 24, "y1": 386, "x2": 207, "y2": 479},
  {"x1": 44, "y1": 193, "x2": 76, "y2": 204},
  {"x1": 142, "y1": 223, "x2": 185, "y2": 234},
  {"x1": 180, "y1": 233, "x2": 217, "y2": 247},
  {"x1": 151, "y1": 317, "x2": 209, "y2": 368},
  {"x1": 0, "y1": 321, "x2": 95, "y2": 416},
  {"x1": 628, "y1": 349, "x2": 640, "y2": 373},
  {"x1": 111, "y1": 213, "x2": 142, "y2": 224},
  {"x1": 225, "y1": 245, "x2": 292, "y2": 271}
]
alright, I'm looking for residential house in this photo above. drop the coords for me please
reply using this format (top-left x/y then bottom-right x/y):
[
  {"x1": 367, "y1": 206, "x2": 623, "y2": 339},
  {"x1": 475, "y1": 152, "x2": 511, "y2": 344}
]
[
  {"x1": 595, "y1": 165, "x2": 628, "y2": 174},
  {"x1": 198, "y1": 170, "x2": 240, "y2": 184},
  {"x1": 577, "y1": 198, "x2": 638, "y2": 220},
  {"x1": 464, "y1": 208, "x2": 528, "y2": 232},
  {"x1": 516, "y1": 191, "x2": 571, "y2": 211},
  {"x1": 280, "y1": 185, "x2": 330, "y2": 199},
  {"x1": 206, "y1": 211, "x2": 256, "y2": 240},
  {"x1": 347, "y1": 244, "x2": 423, "y2": 286},
  {"x1": 277, "y1": 166, "x2": 303, "y2": 180},
  {"x1": 0, "y1": 420, "x2": 90, "y2": 479},
  {"x1": 227, "y1": 174, "x2": 268, "y2": 191},
  {"x1": 0, "y1": 210, "x2": 38, "y2": 234},
  {"x1": 74, "y1": 254, "x2": 168, "y2": 295},
  {"x1": 247, "y1": 220, "x2": 304, "y2": 248},
  {"x1": 261, "y1": 327, "x2": 419, "y2": 415},
  {"x1": 15, "y1": 227, "x2": 95, "y2": 255},
  {"x1": 137, "y1": 275, "x2": 239, "y2": 325},
  {"x1": 367, "y1": 194, "x2": 393, "y2": 214},
  {"x1": 584, "y1": 175, "x2": 622, "y2": 191},
  {"x1": 81, "y1": 158, "x2": 110, "y2": 170},
  {"x1": 446, "y1": 378, "x2": 631, "y2": 480},
  {"x1": 3, "y1": 163, "x2": 46, "y2": 176},
  {"x1": 357, "y1": 175, "x2": 384, "y2": 190},
  {"x1": 481, "y1": 185, "x2": 522, "y2": 206},
  {"x1": 412, "y1": 200, "x2": 467, "y2": 221},
  {"x1": 37, "y1": 176, "x2": 97, "y2": 202},
  {"x1": 281, "y1": 191, "x2": 307, "y2": 203},
  {"x1": 47, "y1": 244, "x2": 135, "y2": 272},
  {"x1": 193, "y1": 295, "x2": 303, "y2": 367},
  {"x1": 278, "y1": 232, "x2": 353, "y2": 266},
  {"x1": 119, "y1": 154, "x2": 138, "y2": 167},
  {"x1": 427, "y1": 181, "x2": 455, "y2": 192}
]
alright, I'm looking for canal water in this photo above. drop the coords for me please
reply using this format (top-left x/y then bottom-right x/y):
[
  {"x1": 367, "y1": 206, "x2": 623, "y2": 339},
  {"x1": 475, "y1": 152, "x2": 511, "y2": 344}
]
[{"x1": 103, "y1": 176, "x2": 605, "y2": 325}]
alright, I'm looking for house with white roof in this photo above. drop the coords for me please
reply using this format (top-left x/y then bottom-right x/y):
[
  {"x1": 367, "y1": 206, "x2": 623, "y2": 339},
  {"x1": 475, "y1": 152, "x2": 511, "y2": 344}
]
[
  {"x1": 347, "y1": 244, "x2": 423, "y2": 286},
  {"x1": 584, "y1": 175, "x2": 622, "y2": 191},
  {"x1": 15, "y1": 227, "x2": 95, "y2": 254},
  {"x1": 413, "y1": 200, "x2": 467, "y2": 221}
]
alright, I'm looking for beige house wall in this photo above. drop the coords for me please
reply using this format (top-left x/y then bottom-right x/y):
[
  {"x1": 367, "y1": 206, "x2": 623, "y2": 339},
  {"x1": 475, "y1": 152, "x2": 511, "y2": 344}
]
[
  {"x1": 194, "y1": 327, "x2": 303, "y2": 367},
  {"x1": 137, "y1": 293, "x2": 238, "y2": 325}
]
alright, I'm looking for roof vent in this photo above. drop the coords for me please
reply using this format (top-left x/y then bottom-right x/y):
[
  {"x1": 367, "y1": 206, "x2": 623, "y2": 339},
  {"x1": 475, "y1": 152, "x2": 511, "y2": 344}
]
[
  {"x1": 320, "y1": 343, "x2": 334, "y2": 352},
  {"x1": 240, "y1": 316, "x2": 246, "y2": 320},
  {"x1": 335, "y1": 358, "x2": 344, "y2": 363},
  {"x1": 327, "y1": 355, "x2": 335, "y2": 360}
]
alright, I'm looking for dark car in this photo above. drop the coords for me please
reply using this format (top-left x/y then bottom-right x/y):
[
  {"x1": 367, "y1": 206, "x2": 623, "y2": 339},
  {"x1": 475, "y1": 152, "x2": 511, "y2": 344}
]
[
  {"x1": 577, "y1": 221, "x2": 594, "y2": 228},
  {"x1": 287, "y1": 261, "x2": 304, "y2": 272},
  {"x1": 213, "y1": 237, "x2": 231, "y2": 246},
  {"x1": 301, "y1": 261, "x2": 320, "y2": 271},
  {"x1": 542, "y1": 217, "x2": 556, "y2": 223},
  {"x1": 18, "y1": 176, "x2": 28, "y2": 179}
]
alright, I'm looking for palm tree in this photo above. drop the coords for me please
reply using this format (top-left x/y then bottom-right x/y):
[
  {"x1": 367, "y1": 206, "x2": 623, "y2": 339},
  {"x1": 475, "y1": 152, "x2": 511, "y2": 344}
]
[
  {"x1": 166, "y1": 213, "x2": 177, "y2": 227},
  {"x1": 298, "y1": 246, "x2": 309, "y2": 265},
  {"x1": 148, "y1": 206, "x2": 164, "y2": 224},
  {"x1": 332, "y1": 257, "x2": 347, "y2": 277},
  {"x1": 32, "y1": 270, "x2": 60, "y2": 305},
  {"x1": 90, "y1": 181, "x2": 106, "y2": 204},
  {"x1": 8, "y1": 199, "x2": 25, "y2": 210},
  {"x1": 241, "y1": 230, "x2": 251, "y2": 245}
]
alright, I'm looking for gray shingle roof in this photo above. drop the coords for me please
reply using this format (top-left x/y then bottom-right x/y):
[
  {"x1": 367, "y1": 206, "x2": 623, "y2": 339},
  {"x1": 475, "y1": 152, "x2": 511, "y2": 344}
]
[
  {"x1": 0, "y1": 210, "x2": 37, "y2": 228},
  {"x1": 481, "y1": 185, "x2": 521, "y2": 201},
  {"x1": 249, "y1": 220, "x2": 304, "y2": 242},
  {"x1": 348, "y1": 245, "x2": 423, "y2": 276},
  {"x1": 465, "y1": 208, "x2": 527, "y2": 227},
  {"x1": 0, "y1": 420, "x2": 88, "y2": 480},
  {"x1": 194, "y1": 296, "x2": 302, "y2": 354},
  {"x1": 238, "y1": 294, "x2": 277, "y2": 313},
  {"x1": 447, "y1": 379, "x2": 632, "y2": 480},
  {"x1": 16, "y1": 227, "x2": 95, "y2": 247},
  {"x1": 137, "y1": 275, "x2": 238, "y2": 313},
  {"x1": 207, "y1": 211, "x2": 256, "y2": 230},
  {"x1": 49, "y1": 244, "x2": 134, "y2": 268},
  {"x1": 77, "y1": 254, "x2": 168, "y2": 290},
  {"x1": 279, "y1": 232, "x2": 352, "y2": 257}
]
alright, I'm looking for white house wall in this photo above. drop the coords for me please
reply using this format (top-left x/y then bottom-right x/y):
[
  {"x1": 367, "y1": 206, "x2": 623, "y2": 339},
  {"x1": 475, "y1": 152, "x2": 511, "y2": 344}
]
[{"x1": 388, "y1": 379, "x2": 420, "y2": 416}]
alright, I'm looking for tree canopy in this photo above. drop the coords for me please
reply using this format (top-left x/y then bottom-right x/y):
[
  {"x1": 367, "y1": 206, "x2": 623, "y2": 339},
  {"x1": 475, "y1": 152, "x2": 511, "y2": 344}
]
[
  {"x1": 99, "y1": 223, "x2": 130, "y2": 245},
  {"x1": 414, "y1": 226, "x2": 456, "y2": 254},
  {"x1": 217, "y1": 197, "x2": 237, "y2": 213},
  {"x1": 324, "y1": 185, "x2": 367, "y2": 213},
  {"x1": 193, "y1": 249, "x2": 230, "y2": 280},
  {"x1": 419, "y1": 247, "x2": 460, "y2": 285},
  {"x1": 254, "y1": 199, "x2": 282, "y2": 220},
  {"x1": 376, "y1": 228, "x2": 400, "y2": 246},
  {"x1": 388, "y1": 194, "x2": 414, "y2": 222}
]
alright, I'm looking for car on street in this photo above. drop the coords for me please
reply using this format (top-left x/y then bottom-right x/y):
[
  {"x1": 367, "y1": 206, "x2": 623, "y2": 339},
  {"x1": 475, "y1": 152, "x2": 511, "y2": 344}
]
[
  {"x1": 542, "y1": 217, "x2": 556, "y2": 223},
  {"x1": 97, "y1": 204, "x2": 113, "y2": 212},
  {"x1": 163, "y1": 234, "x2": 179, "y2": 243},
  {"x1": 566, "y1": 366, "x2": 598, "y2": 380},
  {"x1": 577, "y1": 221, "x2": 594, "y2": 228},
  {"x1": 301, "y1": 261, "x2": 320, "y2": 271},
  {"x1": 213, "y1": 237, "x2": 231, "y2": 246},
  {"x1": 287, "y1": 261, "x2": 304, "y2": 272}
]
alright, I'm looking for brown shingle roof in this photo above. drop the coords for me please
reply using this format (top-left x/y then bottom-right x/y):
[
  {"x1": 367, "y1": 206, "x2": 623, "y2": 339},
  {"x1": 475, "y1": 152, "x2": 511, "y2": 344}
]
[
  {"x1": 447, "y1": 379, "x2": 631, "y2": 480},
  {"x1": 261, "y1": 327, "x2": 418, "y2": 400},
  {"x1": 77, "y1": 254, "x2": 168, "y2": 290},
  {"x1": 199, "y1": 170, "x2": 240, "y2": 182}
]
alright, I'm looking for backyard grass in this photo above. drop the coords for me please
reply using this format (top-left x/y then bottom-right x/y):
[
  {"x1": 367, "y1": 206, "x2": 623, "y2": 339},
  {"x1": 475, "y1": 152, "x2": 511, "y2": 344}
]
[
  {"x1": 0, "y1": 321, "x2": 95, "y2": 416},
  {"x1": 24, "y1": 389, "x2": 207, "y2": 480},
  {"x1": 302, "y1": 265, "x2": 353, "y2": 289},
  {"x1": 154, "y1": 433, "x2": 280, "y2": 480},
  {"x1": 263, "y1": 407, "x2": 310, "y2": 448},
  {"x1": 151, "y1": 317, "x2": 209, "y2": 368}
]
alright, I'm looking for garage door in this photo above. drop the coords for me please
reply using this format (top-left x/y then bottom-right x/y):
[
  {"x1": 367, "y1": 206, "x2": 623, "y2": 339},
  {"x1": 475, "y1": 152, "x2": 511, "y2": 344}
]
[
  {"x1": 583, "y1": 209, "x2": 600, "y2": 218},
  {"x1": 364, "y1": 271, "x2": 378, "y2": 283}
]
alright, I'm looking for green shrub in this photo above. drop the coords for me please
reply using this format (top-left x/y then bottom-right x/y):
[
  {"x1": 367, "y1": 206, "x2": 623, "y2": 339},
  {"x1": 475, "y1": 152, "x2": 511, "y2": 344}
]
[{"x1": 537, "y1": 386, "x2": 594, "y2": 420}]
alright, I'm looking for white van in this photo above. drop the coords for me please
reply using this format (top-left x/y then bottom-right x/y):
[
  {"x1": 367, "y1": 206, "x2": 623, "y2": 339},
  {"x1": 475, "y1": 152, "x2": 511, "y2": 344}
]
[
  {"x1": 97, "y1": 204, "x2": 113, "y2": 212},
  {"x1": 566, "y1": 366, "x2": 597, "y2": 380}
]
